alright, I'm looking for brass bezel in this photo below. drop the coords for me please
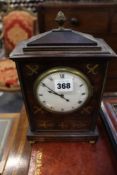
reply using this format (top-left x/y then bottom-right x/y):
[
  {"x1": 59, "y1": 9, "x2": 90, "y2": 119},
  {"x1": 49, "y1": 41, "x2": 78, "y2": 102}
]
[{"x1": 34, "y1": 67, "x2": 93, "y2": 114}]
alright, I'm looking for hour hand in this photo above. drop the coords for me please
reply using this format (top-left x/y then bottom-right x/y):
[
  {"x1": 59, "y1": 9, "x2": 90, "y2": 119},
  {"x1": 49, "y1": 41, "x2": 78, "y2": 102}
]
[
  {"x1": 41, "y1": 82, "x2": 69, "y2": 102},
  {"x1": 48, "y1": 90, "x2": 69, "y2": 102}
]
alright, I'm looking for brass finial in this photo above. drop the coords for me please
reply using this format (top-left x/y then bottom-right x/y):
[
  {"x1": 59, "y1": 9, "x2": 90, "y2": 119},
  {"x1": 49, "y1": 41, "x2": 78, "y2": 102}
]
[{"x1": 55, "y1": 11, "x2": 66, "y2": 28}]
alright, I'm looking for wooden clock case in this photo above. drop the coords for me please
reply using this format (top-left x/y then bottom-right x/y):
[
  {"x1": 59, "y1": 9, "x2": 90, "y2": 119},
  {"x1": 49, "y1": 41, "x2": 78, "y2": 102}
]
[{"x1": 10, "y1": 27, "x2": 116, "y2": 142}]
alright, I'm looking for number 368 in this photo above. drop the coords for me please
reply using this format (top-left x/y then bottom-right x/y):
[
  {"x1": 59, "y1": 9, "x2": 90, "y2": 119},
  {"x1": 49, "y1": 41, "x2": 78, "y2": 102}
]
[{"x1": 57, "y1": 83, "x2": 71, "y2": 89}]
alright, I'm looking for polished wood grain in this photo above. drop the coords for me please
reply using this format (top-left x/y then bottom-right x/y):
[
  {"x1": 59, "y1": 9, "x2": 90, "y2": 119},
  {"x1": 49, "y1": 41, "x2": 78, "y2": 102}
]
[
  {"x1": 0, "y1": 113, "x2": 19, "y2": 174},
  {"x1": 3, "y1": 107, "x2": 31, "y2": 175}
]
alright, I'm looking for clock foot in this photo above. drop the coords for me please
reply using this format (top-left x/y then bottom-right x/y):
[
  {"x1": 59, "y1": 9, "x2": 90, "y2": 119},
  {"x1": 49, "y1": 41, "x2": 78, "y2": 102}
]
[
  {"x1": 29, "y1": 140, "x2": 36, "y2": 145},
  {"x1": 89, "y1": 140, "x2": 96, "y2": 144}
]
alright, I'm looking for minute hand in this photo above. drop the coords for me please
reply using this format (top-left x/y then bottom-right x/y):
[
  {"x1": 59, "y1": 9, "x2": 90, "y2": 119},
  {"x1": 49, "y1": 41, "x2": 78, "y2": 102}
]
[{"x1": 41, "y1": 82, "x2": 69, "y2": 102}]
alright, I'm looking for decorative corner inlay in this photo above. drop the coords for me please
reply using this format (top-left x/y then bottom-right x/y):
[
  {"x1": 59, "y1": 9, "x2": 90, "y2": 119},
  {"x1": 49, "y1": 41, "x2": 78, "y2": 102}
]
[
  {"x1": 38, "y1": 121, "x2": 53, "y2": 129},
  {"x1": 33, "y1": 106, "x2": 44, "y2": 115},
  {"x1": 86, "y1": 64, "x2": 99, "y2": 75},
  {"x1": 25, "y1": 64, "x2": 39, "y2": 76},
  {"x1": 81, "y1": 106, "x2": 92, "y2": 115},
  {"x1": 59, "y1": 121, "x2": 69, "y2": 129}
]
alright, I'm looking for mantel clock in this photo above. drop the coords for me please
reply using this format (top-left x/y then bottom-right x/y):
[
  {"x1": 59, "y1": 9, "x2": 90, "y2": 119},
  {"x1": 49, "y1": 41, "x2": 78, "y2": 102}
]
[{"x1": 10, "y1": 12, "x2": 117, "y2": 142}]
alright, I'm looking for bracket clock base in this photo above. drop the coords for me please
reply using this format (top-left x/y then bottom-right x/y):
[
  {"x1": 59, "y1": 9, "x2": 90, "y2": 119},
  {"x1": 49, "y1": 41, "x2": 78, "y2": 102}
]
[{"x1": 27, "y1": 127, "x2": 99, "y2": 143}]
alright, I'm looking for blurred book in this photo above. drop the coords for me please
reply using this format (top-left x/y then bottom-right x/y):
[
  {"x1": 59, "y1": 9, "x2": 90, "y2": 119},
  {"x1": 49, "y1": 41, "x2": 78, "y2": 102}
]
[{"x1": 100, "y1": 93, "x2": 117, "y2": 155}]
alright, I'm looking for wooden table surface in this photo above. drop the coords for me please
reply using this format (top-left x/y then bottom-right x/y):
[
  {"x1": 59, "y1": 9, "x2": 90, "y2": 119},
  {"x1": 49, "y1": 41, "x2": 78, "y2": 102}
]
[{"x1": 2, "y1": 107, "x2": 117, "y2": 175}]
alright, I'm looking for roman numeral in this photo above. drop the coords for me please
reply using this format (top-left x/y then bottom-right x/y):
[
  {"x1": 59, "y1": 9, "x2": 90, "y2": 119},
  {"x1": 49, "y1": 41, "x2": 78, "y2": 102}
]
[
  {"x1": 48, "y1": 77, "x2": 53, "y2": 81},
  {"x1": 61, "y1": 108, "x2": 64, "y2": 112},
  {"x1": 78, "y1": 100, "x2": 82, "y2": 104},
  {"x1": 60, "y1": 73, "x2": 65, "y2": 78},
  {"x1": 50, "y1": 106, "x2": 54, "y2": 110},
  {"x1": 39, "y1": 94, "x2": 43, "y2": 96}
]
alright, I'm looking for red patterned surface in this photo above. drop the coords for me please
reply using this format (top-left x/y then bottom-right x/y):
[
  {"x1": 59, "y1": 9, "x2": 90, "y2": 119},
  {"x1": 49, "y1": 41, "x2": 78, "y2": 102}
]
[
  {"x1": 0, "y1": 59, "x2": 20, "y2": 91},
  {"x1": 3, "y1": 10, "x2": 36, "y2": 54},
  {"x1": 28, "y1": 121, "x2": 117, "y2": 175}
]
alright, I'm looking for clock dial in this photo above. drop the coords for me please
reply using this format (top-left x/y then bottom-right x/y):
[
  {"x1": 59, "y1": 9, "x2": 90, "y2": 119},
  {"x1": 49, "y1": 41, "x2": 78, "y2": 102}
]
[{"x1": 34, "y1": 67, "x2": 92, "y2": 113}]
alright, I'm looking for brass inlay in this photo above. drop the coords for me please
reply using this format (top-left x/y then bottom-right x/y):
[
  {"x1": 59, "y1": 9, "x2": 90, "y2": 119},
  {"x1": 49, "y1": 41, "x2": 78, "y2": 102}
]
[
  {"x1": 87, "y1": 64, "x2": 99, "y2": 75},
  {"x1": 33, "y1": 106, "x2": 44, "y2": 114},
  {"x1": 39, "y1": 121, "x2": 48, "y2": 129},
  {"x1": 25, "y1": 65, "x2": 39, "y2": 76},
  {"x1": 69, "y1": 120, "x2": 88, "y2": 129},
  {"x1": 81, "y1": 106, "x2": 92, "y2": 115},
  {"x1": 59, "y1": 122, "x2": 68, "y2": 129}
]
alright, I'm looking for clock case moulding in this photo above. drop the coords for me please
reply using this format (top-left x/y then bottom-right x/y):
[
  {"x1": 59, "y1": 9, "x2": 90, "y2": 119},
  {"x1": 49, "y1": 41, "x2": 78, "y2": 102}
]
[{"x1": 10, "y1": 27, "x2": 117, "y2": 142}]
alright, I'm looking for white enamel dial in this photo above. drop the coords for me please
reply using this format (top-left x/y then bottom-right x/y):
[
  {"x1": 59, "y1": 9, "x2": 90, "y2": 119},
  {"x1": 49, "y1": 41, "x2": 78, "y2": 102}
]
[{"x1": 34, "y1": 67, "x2": 92, "y2": 113}]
